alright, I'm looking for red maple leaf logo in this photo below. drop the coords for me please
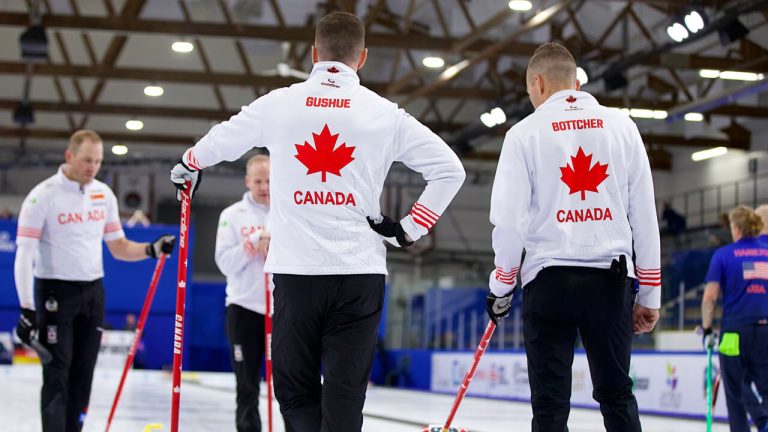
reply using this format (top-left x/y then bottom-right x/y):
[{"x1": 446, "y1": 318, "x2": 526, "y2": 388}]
[
  {"x1": 294, "y1": 124, "x2": 355, "y2": 182},
  {"x1": 566, "y1": 95, "x2": 577, "y2": 103},
  {"x1": 559, "y1": 147, "x2": 609, "y2": 200},
  {"x1": 327, "y1": 66, "x2": 339, "y2": 73}
]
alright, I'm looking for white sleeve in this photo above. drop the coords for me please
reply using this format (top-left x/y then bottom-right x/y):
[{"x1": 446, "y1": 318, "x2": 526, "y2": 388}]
[
  {"x1": 103, "y1": 190, "x2": 125, "y2": 242},
  {"x1": 15, "y1": 188, "x2": 46, "y2": 309},
  {"x1": 489, "y1": 131, "x2": 532, "y2": 297},
  {"x1": 393, "y1": 109, "x2": 466, "y2": 241},
  {"x1": 214, "y1": 212, "x2": 252, "y2": 277},
  {"x1": 14, "y1": 242, "x2": 36, "y2": 310},
  {"x1": 182, "y1": 96, "x2": 269, "y2": 170},
  {"x1": 627, "y1": 124, "x2": 662, "y2": 308}
]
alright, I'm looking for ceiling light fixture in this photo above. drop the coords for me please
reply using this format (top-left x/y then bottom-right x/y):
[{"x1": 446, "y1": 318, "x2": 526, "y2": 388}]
[
  {"x1": 111, "y1": 144, "x2": 128, "y2": 156},
  {"x1": 422, "y1": 56, "x2": 445, "y2": 68},
  {"x1": 699, "y1": 70, "x2": 764, "y2": 81},
  {"x1": 691, "y1": 146, "x2": 727, "y2": 162},
  {"x1": 125, "y1": 120, "x2": 144, "y2": 131},
  {"x1": 171, "y1": 40, "x2": 194, "y2": 53},
  {"x1": 508, "y1": 0, "x2": 533, "y2": 11},
  {"x1": 684, "y1": 112, "x2": 704, "y2": 122},
  {"x1": 576, "y1": 67, "x2": 589, "y2": 85},
  {"x1": 143, "y1": 85, "x2": 164, "y2": 97},
  {"x1": 480, "y1": 107, "x2": 507, "y2": 128},
  {"x1": 684, "y1": 11, "x2": 705, "y2": 33},
  {"x1": 666, "y1": 22, "x2": 689, "y2": 42}
]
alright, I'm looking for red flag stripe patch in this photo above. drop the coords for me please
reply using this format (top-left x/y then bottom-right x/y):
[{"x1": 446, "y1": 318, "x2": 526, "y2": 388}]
[
  {"x1": 104, "y1": 222, "x2": 122, "y2": 233},
  {"x1": 636, "y1": 267, "x2": 661, "y2": 285},
  {"x1": 17, "y1": 227, "x2": 42, "y2": 239},
  {"x1": 495, "y1": 266, "x2": 519, "y2": 284},
  {"x1": 185, "y1": 149, "x2": 203, "y2": 170},
  {"x1": 410, "y1": 202, "x2": 440, "y2": 229}
]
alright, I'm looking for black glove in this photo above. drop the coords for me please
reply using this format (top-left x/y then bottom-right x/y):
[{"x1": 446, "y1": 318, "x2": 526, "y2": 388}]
[
  {"x1": 170, "y1": 159, "x2": 202, "y2": 201},
  {"x1": 367, "y1": 216, "x2": 413, "y2": 247},
  {"x1": 702, "y1": 327, "x2": 718, "y2": 350},
  {"x1": 15, "y1": 308, "x2": 36, "y2": 345},
  {"x1": 146, "y1": 234, "x2": 177, "y2": 259},
  {"x1": 486, "y1": 291, "x2": 513, "y2": 325}
]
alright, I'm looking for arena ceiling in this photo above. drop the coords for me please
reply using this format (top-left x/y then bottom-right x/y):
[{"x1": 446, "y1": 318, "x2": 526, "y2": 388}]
[{"x1": 0, "y1": 0, "x2": 767, "y2": 170}]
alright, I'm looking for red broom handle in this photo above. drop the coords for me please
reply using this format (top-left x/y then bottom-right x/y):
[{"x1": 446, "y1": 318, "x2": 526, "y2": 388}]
[
  {"x1": 264, "y1": 271, "x2": 273, "y2": 432},
  {"x1": 171, "y1": 184, "x2": 192, "y2": 432}
]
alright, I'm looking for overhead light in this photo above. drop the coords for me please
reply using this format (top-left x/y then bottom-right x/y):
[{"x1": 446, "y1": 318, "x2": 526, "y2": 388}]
[
  {"x1": 125, "y1": 120, "x2": 144, "y2": 131},
  {"x1": 143, "y1": 85, "x2": 164, "y2": 97},
  {"x1": 111, "y1": 144, "x2": 128, "y2": 156},
  {"x1": 19, "y1": 25, "x2": 48, "y2": 62},
  {"x1": 691, "y1": 146, "x2": 727, "y2": 162},
  {"x1": 718, "y1": 71, "x2": 764, "y2": 81},
  {"x1": 576, "y1": 67, "x2": 589, "y2": 85},
  {"x1": 480, "y1": 112, "x2": 495, "y2": 128},
  {"x1": 718, "y1": 18, "x2": 749, "y2": 46},
  {"x1": 422, "y1": 56, "x2": 445, "y2": 68},
  {"x1": 508, "y1": 0, "x2": 533, "y2": 11},
  {"x1": 626, "y1": 108, "x2": 668, "y2": 120},
  {"x1": 490, "y1": 107, "x2": 506, "y2": 125},
  {"x1": 699, "y1": 69, "x2": 764, "y2": 81},
  {"x1": 684, "y1": 112, "x2": 704, "y2": 122},
  {"x1": 684, "y1": 11, "x2": 705, "y2": 33},
  {"x1": 699, "y1": 69, "x2": 721, "y2": 79},
  {"x1": 666, "y1": 23, "x2": 689, "y2": 42},
  {"x1": 171, "y1": 40, "x2": 194, "y2": 53}
]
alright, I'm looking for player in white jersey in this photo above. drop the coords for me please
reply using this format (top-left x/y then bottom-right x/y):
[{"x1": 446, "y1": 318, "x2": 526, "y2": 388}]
[
  {"x1": 13, "y1": 130, "x2": 176, "y2": 432},
  {"x1": 169, "y1": 12, "x2": 465, "y2": 432},
  {"x1": 485, "y1": 43, "x2": 661, "y2": 432},
  {"x1": 215, "y1": 155, "x2": 274, "y2": 431}
]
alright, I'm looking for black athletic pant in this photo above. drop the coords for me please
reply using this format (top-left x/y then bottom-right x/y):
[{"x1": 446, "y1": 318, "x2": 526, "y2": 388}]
[
  {"x1": 523, "y1": 266, "x2": 641, "y2": 432},
  {"x1": 35, "y1": 278, "x2": 104, "y2": 432},
  {"x1": 226, "y1": 304, "x2": 266, "y2": 432},
  {"x1": 719, "y1": 322, "x2": 768, "y2": 432},
  {"x1": 271, "y1": 274, "x2": 384, "y2": 432}
]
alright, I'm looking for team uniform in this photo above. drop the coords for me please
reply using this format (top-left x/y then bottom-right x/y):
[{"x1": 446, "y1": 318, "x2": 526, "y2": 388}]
[
  {"x1": 214, "y1": 192, "x2": 271, "y2": 432},
  {"x1": 705, "y1": 237, "x2": 768, "y2": 432},
  {"x1": 15, "y1": 166, "x2": 125, "y2": 432},
  {"x1": 490, "y1": 90, "x2": 660, "y2": 431},
  {"x1": 177, "y1": 60, "x2": 465, "y2": 431}
]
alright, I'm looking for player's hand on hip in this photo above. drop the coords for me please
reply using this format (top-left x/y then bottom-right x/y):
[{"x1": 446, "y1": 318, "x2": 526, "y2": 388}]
[
  {"x1": 632, "y1": 304, "x2": 659, "y2": 334},
  {"x1": 15, "y1": 308, "x2": 37, "y2": 345},
  {"x1": 486, "y1": 291, "x2": 513, "y2": 325},
  {"x1": 170, "y1": 154, "x2": 202, "y2": 201},
  {"x1": 367, "y1": 215, "x2": 413, "y2": 247},
  {"x1": 147, "y1": 234, "x2": 176, "y2": 258}
]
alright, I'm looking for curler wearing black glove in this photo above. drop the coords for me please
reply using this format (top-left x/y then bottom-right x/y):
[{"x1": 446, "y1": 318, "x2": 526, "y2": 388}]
[
  {"x1": 146, "y1": 234, "x2": 177, "y2": 259},
  {"x1": 486, "y1": 291, "x2": 514, "y2": 325},
  {"x1": 367, "y1": 215, "x2": 414, "y2": 247}
]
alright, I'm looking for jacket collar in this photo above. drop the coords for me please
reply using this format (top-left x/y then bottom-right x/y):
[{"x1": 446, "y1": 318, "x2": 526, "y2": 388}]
[
  {"x1": 308, "y1": 61, "x2": 360, "y2": 85},
  {"x1": 537, "y1": 89, "x2": 598, "y2": 111},
  {"x1": 55, "y1": 164, "x2": 91, "y2": 193}
]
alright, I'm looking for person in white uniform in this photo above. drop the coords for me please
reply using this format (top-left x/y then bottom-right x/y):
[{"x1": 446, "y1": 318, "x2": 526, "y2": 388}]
[
  {"x1": 13, "y1": 130, "x2": 176, "y2": 432},
  {"x1": 169, "y1": 12, "x2": 465, "y2": 432},
  {"x1": 215, "y1": 155, "x2": 273, "y2": 431},
  {"x1": 485, "y1": 43, "x2": 661, "y2": 432}
]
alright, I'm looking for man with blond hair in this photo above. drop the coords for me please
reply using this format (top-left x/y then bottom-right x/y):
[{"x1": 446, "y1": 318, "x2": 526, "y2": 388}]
[
  {"x1": 214, "y1": 154, "x2": 273, "y2": 431},
  {"x1": 486, "y1": 42, "x2": 660, "y2": 431},
  {"x1": 14, "y1": 130, "x2": 176, "y2": 432}
]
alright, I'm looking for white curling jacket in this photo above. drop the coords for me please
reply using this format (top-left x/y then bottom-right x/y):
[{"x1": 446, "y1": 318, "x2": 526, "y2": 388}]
[
  {"x1": 490, "y1": 90, "x2": 661, "y2": 308},
  {"x1": 183, "y1": 61, "x2": 465, "y2": 275},
  {"x1": 215, "y1": 192, "x2": 271, "y2": 315}
]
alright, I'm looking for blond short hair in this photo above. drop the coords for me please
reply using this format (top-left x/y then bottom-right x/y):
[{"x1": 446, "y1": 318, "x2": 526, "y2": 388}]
[
  {"x1": 527, "y1": 42, "x2": 577, "y2": 87},
  {"x1": 246, "y1": 154, "x2": 269, "y2": 172},
  {"x1": 730, "y1": 205, "x2": 764, "y2": 237},
  {"x1": 68, "y1": 130, "x2": 102, "y2": 154}
]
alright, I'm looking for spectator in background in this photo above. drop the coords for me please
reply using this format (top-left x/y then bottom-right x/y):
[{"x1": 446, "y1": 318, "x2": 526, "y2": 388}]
[
  {"x1": 123, "y1": 313, "x2": 137, "y2": 332},
  {"x1": 0, "y1": 208, "x2": 13, "y2": 220},
  {"x1": 754, "y1": 205, "x2": 768, "y2": 244},
  {"x1": 662, "y1": 202, "x2": 687, "y2": 235}
]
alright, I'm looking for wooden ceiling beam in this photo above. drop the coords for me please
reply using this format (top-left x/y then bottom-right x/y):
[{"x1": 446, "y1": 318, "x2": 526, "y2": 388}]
[{"x1": 0, "y1": 60, "x2": 499, "y2": 99}]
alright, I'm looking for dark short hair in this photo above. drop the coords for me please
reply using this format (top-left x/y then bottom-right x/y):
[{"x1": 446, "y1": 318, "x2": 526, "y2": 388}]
[{"x1": 314, "y1": 12, "x2": 365, "y2": 63}]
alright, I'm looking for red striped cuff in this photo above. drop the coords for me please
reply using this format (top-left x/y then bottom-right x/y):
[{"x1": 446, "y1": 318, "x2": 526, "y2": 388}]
[
  {"x1": 636, "y1": 267, "x2": 661, "y2": 286},
  {"x1": 17, "y1": 227, "x2": 42, "y2": 239},
  {"x1": 184, "y1": 148, "x2": 204, "y2": 170},
  {"x1": 104, "y1": 222, "x2": 122, "y2": 233},
  {"x1": 495, "y1": 266, "x2": 519, "y2": 285},
  {"x1": 409, "y1": 202, "x2": 440, "y2": 230}
]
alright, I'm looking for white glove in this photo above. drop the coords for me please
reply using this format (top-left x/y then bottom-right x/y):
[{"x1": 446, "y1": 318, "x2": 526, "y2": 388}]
[{"x1": 170, "y1": 156, "x2": 202, "y2": 201}]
